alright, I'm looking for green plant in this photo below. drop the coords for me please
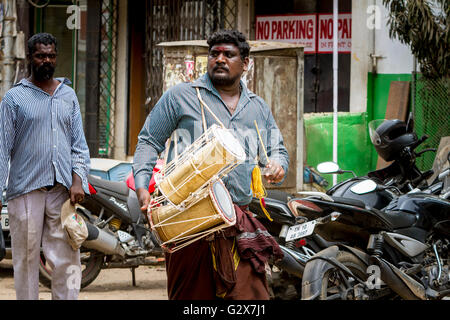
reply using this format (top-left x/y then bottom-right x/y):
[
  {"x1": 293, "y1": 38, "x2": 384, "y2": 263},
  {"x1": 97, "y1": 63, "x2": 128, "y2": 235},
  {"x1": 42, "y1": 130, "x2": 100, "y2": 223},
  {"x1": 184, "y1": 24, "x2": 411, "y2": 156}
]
[{"x1": 382, "y1": 0, "x2": 449, "y2": 78}]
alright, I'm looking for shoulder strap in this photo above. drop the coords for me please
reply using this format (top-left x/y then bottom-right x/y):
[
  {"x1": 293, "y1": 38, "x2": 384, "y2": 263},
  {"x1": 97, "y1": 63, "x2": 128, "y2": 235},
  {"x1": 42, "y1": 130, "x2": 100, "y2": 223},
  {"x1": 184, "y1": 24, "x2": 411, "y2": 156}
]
[{"x1": 195, "y1": 87, "x2": 226, "y2": 129}]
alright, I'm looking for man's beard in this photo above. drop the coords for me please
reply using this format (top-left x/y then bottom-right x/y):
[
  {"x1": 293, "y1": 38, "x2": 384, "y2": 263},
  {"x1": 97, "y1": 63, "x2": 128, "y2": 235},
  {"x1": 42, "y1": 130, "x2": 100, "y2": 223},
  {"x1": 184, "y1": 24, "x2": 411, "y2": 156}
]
[
  {"x1": 32, "y1": 63, "x2": 55, "y2": 81},
  {"x1": 208, "y1": 67, "x2": 241, "y2": 86}
]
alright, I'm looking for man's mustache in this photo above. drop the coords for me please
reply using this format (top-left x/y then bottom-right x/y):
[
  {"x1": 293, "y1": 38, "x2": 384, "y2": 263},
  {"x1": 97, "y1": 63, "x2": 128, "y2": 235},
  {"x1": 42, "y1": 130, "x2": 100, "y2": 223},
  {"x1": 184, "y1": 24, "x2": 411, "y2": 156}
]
[
  {"x1": 213, "y1": 65, "x2": 229, "y2": 72},
  {"x1": 33, "y1": 63, "x2": 55, "y2": 80},
  {"x1": 39, "y1": 63, "x2": 55, "y2": 71}
]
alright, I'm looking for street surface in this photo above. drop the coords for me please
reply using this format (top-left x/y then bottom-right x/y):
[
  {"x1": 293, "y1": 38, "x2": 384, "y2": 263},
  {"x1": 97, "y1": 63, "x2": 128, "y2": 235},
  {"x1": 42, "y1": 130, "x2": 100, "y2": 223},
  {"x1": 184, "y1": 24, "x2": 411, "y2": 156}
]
[{"x1": 0, "y1": 259, "x2": 168, "y2": 300}]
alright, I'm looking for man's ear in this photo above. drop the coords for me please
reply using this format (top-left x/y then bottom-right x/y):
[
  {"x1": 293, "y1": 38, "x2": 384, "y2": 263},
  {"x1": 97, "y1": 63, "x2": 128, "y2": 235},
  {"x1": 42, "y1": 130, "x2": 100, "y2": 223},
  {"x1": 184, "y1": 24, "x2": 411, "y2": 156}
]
[{"x1": 242, "y1": 56, "x2": 249, "y2": 72}]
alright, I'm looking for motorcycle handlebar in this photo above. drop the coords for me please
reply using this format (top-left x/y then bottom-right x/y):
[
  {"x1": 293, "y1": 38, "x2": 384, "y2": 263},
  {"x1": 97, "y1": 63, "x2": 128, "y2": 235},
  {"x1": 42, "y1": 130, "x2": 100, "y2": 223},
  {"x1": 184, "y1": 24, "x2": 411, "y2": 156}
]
[{"x1": 411, "y1": 135, "x2": 428, "y2": 151}]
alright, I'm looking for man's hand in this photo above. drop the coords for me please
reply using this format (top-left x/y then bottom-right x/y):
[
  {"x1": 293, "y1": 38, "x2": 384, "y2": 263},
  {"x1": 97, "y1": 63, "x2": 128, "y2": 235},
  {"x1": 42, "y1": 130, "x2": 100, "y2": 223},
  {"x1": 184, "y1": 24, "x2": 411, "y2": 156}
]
[
  {"x1": 136, "y1": 187, "x2": 151, "y2": 213},
  {"x1": 69, "y1": 172, "x2": 85, "y2": 205},
  {"x1": 263, "y1": 161, "x2": 285, "y2": 184}
]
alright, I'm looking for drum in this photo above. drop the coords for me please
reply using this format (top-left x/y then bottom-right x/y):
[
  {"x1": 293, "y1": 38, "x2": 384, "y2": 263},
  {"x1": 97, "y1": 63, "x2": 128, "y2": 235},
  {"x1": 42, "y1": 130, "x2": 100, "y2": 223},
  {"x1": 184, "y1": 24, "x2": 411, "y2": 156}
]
[
  {"x1": 150, "y1": 179, "x2": 235, "y2": 252},
  {"x1": 157, "y1": 125, "x2": 245, "y2": 206}
]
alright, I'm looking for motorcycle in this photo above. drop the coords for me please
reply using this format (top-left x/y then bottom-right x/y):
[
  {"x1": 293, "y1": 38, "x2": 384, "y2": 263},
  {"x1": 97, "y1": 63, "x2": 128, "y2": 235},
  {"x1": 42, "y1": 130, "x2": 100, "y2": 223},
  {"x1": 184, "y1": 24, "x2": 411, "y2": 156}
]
[
  {"x1": 1, "y1": 190, "x2": 10, "y2": 262},
  {"x1": 298, "y1": 165, "x2": 450, "y2": 300},
  {"x1": 295, "y1": 120, "x2": 450, "y2": 300},
  {"x1": 38, "y1": 172, "x2": 164, "y2": 289},
  {"x1": 315, "y1": 114, "x2": 438, "y2": 212},
  {"x1": 249, "y1": 185, "x2": 341, "y2": 300}
]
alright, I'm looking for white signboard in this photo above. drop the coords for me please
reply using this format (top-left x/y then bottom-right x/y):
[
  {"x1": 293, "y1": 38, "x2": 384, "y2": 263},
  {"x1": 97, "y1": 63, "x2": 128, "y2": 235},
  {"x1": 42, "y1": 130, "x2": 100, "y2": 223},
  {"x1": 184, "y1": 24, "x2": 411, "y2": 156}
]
[
  {"x1": 318, "y1": 13, "x2": 352, "y2": 53},
  {"x1": 256, "y1": 13, "x2": 352, "y2": 54},
  {"x1": 256, "y1": 14, "x2": 317, "y2": 53}
]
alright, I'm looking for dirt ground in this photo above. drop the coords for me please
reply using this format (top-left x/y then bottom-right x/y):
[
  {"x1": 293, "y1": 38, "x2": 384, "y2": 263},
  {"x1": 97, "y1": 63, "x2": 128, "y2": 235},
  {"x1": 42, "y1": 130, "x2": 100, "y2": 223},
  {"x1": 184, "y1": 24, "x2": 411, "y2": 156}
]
[{"x1": 0, "y1": 259, "x2": 168, "y2": 300}]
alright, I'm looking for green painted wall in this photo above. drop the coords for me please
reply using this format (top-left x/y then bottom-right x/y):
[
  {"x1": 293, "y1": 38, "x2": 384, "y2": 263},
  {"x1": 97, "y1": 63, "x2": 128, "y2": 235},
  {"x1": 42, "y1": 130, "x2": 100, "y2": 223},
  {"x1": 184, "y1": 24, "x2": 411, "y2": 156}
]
[
  {"x1": 366, "y1": 72, "x2": 412, "y2": 170},
  {"x1": 304, "y1": 112, "x2": 374, "y2": 186},
  {"x1": 303, "y1": 73, "x2": 412, "y2": 188},
  {"x1": 366, "y1": 73, "x2": 412, "y2": 121}
]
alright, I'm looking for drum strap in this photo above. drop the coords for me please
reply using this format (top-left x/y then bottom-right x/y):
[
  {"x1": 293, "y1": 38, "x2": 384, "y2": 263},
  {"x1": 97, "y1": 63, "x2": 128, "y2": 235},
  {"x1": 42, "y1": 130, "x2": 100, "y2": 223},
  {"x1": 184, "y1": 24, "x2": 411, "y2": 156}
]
[{"x1": 196, "y1": 87, "x2": 226, "y2": 130}]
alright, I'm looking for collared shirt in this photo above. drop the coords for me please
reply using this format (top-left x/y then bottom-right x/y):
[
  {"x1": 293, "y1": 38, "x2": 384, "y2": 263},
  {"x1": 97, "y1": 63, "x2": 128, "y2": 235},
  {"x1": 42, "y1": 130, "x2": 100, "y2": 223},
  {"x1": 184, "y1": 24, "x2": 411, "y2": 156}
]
[
  {"x1": 0, "y1": 78, "x2": 90, "y2": 201},
  {"x1": 132, "y1": 73, "x2": 289, "y2": 206}
]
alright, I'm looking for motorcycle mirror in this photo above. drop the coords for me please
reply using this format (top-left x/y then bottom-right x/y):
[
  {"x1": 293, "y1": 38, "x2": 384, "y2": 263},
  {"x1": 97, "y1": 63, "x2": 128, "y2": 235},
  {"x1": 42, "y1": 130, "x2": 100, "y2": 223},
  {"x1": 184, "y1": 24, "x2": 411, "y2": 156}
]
[
  {"x1": 317, "y1": 161, "x2": 340, "y2": 174},
  {"x1": 350, "y1": 179, "x2": 378, "y2": 194}
]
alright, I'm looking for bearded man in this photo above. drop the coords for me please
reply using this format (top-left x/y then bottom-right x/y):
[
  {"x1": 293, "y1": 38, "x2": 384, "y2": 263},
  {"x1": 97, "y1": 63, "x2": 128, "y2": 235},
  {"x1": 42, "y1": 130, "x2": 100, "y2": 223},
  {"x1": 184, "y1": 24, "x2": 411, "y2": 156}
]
[
  {"x1": 0, "y1": 33, "x2": 90, "y2": 300},
  {"x1": 133, "y1": 30, "x2": 289, "y2": 300}
]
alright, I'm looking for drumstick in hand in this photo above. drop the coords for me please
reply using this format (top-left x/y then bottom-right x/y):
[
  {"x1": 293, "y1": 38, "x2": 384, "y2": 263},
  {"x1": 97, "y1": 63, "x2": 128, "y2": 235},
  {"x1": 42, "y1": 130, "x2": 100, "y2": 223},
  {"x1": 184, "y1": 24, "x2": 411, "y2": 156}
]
[{"x1": 254, "y1": 120, "x2": 270, "y2": 165}]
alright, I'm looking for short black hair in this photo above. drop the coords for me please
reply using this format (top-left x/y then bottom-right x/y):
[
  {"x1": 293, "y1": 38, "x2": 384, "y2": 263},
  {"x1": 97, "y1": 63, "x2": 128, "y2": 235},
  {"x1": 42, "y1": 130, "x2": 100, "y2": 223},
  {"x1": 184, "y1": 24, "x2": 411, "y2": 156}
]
[
  {"x1": 28, "y1": 33, "x2": 58, "y2": 56},
  {"x1": 207, "y1": 30, "x2": 250, "y2": 60}
]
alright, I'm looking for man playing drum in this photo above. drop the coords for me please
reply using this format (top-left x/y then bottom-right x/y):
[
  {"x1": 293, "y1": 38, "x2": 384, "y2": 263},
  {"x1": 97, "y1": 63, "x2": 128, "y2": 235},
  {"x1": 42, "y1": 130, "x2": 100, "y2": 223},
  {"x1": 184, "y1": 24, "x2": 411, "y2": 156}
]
[{"x1": 132, "y1": 29, "x2": 289, "y2": 300}]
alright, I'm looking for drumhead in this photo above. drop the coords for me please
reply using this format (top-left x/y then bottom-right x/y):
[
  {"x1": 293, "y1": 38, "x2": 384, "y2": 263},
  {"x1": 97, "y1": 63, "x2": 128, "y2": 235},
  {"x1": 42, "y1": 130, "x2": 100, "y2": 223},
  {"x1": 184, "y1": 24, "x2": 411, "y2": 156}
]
[
  {"x1": 210, "y1": 180, "x2": 235, "y2": 223},
  {"x1": 213, "y1": 127, "x2": 246, "y2": 162}
]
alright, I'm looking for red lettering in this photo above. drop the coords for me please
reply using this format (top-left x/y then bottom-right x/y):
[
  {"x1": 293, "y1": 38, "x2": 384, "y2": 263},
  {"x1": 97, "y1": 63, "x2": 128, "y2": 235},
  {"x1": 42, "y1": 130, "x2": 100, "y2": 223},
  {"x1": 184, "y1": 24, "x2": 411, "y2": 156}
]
[
  {"x1": 306, "y1": 20, "x2": 313, "y2": 39},
  {"x1": 264, "y1": 21, "x2": 270, "y2": 39},
  {"x1": 282, "y1": 21, "x2": 288, "y2": 39},
  {"x1": 349, "y1": 18, "x2": 352, "y2": 38},
  {"x1": 276, "y1": 21, "x2": 282, "y2": 39},
  {"x1": 320, "y1": 19, "x2": 328, "y2": 39},
  {"x1": 289, "y1": 21, "x2": 295, "y2": 39},
  {"x1": 257, "y1": 21, "x2": 265, "y2": 39},
  {"x1": 272, "y1": 21, "x2": 277, "y2": 39},
  {"x1": 341, "y1": 19, "x2": 349, "y2": 39},
  {"x1": 327, "y1": 19, "x2": 333, "y2": 38},
  {"x1": 298, "y1": 20, "x2": 306, "y2": 38}
]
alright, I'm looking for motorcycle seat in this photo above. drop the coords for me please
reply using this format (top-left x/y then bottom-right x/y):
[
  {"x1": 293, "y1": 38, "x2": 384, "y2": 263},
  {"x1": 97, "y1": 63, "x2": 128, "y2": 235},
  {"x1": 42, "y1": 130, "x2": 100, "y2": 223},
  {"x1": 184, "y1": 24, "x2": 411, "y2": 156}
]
[
  {"x1": 88, "y1": 175, "x2": 130, "y2": 197},
  {"x1": 330, "y1": 196, "x2": 366, "y2": 209},
  {"x1": 371, "y1": 207, "x2": 417, "y2": 230}
]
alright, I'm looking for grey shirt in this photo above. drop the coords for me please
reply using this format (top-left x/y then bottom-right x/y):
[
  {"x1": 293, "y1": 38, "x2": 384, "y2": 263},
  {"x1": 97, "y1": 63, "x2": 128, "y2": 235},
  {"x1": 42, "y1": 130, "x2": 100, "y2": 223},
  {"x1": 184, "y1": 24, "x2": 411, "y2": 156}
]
[{"x1": 132, "y1": 73, "x2": 289, "y2": 206}]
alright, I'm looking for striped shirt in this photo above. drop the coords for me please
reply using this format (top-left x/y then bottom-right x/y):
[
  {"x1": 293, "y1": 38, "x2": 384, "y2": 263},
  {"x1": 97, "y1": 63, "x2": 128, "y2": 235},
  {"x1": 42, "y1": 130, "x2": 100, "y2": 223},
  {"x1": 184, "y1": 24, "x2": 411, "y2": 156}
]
[
  {"x1": 0, "y1": 78, "x2": 90, "y2": 201},
  {"x1": 132, "y1": 73, "x2": 289, "y2": 206}
]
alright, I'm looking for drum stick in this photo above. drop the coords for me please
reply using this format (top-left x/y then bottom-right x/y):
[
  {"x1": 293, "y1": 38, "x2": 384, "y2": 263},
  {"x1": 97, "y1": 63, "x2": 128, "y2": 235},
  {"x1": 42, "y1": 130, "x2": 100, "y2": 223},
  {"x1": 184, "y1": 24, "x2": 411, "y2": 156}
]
[
  {"x1": 254, "y1": 120, "x2": 270, "y2": 165},
  {"x1": 196, "y1": 88, "x2": 226, "y2": 128}
]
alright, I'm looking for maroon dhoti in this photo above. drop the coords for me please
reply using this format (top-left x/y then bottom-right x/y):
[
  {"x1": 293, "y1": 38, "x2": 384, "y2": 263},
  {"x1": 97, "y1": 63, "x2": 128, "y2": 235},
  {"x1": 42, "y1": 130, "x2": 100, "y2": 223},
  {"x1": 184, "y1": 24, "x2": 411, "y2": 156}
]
[{"x1": 164, "y1": 205, "x2": 283, "y2": 300}]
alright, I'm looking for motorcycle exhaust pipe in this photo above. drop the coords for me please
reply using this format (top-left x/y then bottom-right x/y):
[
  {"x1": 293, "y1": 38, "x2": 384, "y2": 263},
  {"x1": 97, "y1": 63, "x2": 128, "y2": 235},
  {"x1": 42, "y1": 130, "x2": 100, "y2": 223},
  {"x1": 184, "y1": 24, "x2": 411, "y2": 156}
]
[{"x1": 82, "y1": 221, "x2": 125, "y2": 257}]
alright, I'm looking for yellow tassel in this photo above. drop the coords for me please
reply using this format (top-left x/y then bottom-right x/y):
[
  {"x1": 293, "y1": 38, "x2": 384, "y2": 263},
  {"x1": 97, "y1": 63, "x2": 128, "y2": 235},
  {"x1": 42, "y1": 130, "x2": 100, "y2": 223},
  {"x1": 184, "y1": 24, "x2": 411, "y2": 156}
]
[{"x1": 251, "y1": 166, "x2": 273, "y2": 221}]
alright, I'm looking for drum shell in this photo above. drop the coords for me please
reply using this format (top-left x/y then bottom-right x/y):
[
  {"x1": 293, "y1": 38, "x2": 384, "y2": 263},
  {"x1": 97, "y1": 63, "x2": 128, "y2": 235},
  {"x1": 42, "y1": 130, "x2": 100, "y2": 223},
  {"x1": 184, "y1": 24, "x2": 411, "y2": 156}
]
[
  {"x1": 151, "y1": 183, "x2": 235, "y2": 244},
  {"x1": 159, "y1": 138, "x2": 237, "y2": 205}
]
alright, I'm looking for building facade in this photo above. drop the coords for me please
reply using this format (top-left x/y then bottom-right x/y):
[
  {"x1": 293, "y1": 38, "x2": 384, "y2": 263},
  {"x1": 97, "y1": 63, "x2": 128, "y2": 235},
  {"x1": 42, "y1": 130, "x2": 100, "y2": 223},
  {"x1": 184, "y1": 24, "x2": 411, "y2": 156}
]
[{"x1": 2, "y1": 0, "x2": 434, "y2": 187}]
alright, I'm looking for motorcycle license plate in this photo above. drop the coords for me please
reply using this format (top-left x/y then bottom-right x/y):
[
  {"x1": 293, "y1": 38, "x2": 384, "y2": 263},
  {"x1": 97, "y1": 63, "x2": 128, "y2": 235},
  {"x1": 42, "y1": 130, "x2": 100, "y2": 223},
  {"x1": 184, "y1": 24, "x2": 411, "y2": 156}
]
[
  {"x1": 285, "y1": 220, "x2": 317, "y2": 242},
  {"x1": 1, "y1": 211, "x2": 9, "y2": 231}
]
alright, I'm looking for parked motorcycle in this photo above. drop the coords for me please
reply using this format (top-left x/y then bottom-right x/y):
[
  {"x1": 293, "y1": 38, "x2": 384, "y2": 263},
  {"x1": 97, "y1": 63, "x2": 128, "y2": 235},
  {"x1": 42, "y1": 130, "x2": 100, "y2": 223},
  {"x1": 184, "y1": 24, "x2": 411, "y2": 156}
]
[
  {"x1": 298, "y1": 166, "x2": 450, "y2": 300},
  {"x1": 316, "y1": 115, "x2": 437, "y2": 212},
  {"x1": 249, "y1": 187, "x2": 341, "y2": 299},
  {"x1": 1, "y1": 190, "x2": 10, "y2": 262},
  {"x1": 295, "y1": 119, "x2": 450, "y2": 300},
  {"x1": 38, "y1": 172, "x2": 164, "y2": 289}
]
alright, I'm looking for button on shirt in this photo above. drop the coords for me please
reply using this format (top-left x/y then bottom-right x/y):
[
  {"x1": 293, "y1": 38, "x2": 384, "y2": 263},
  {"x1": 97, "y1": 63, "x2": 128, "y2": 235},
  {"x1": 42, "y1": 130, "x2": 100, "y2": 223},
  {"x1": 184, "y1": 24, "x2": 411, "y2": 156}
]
[
  {"x1": 0, "y1": 78, "x2": 90, "y2": 201},
  {"x1": 132, "y1": 73, "x2": 289, "y2": 206}
]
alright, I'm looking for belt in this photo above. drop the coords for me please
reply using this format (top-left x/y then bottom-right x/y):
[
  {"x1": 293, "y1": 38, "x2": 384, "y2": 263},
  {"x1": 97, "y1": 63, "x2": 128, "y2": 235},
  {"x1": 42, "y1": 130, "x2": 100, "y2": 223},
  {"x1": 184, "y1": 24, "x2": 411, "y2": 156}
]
[{"x1": 44, "y1": 178, "x2": 58, "y2": 191}]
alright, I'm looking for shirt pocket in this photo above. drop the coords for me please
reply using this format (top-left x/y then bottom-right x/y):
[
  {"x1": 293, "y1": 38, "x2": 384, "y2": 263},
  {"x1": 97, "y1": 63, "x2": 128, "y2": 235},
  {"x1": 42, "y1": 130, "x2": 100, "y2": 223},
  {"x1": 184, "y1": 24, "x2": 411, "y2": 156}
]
[{"x1": 57, "y1": 98, "x2": 73, "y2": 129}]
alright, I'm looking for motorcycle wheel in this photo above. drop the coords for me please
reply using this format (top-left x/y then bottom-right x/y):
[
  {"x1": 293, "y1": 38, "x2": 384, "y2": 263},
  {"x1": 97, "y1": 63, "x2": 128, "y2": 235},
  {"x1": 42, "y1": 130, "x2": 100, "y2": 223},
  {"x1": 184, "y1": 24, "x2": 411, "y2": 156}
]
[
  {"x1": 319, "y1": 251, "x2": 367, "y2": 300},
  {"x1": 39, "y1": 248, "x2": 105, "y2": 289}
]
